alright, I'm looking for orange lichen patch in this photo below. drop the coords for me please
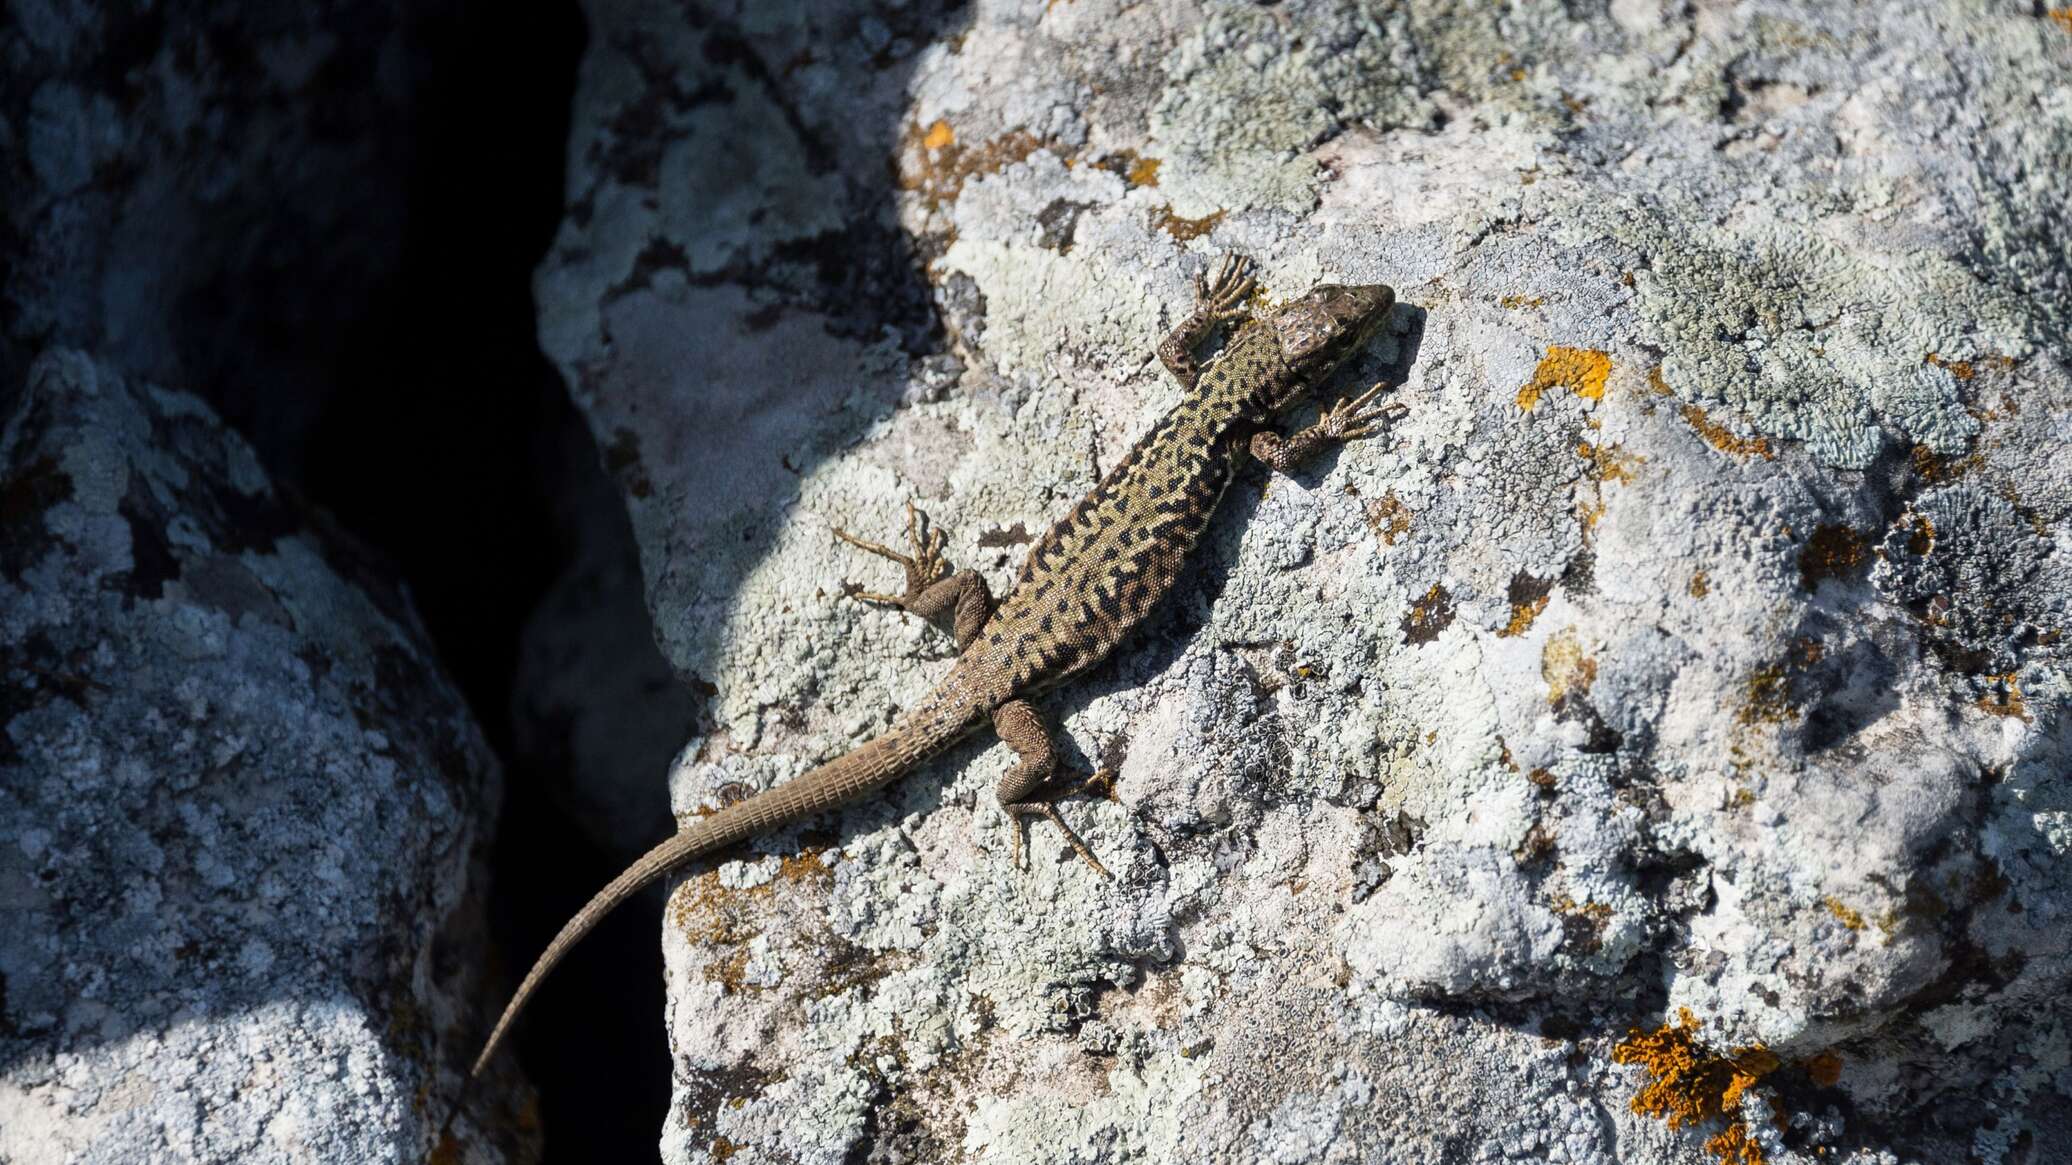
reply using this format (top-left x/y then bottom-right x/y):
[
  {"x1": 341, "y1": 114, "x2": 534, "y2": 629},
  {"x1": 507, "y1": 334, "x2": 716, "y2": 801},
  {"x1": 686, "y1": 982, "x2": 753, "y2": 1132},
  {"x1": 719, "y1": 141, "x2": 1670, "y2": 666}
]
[
  {"x1": 1576, "y1": 440, "x2": 1642, "y2": 484},
  {"x1": 1804, "y1": 1051, "x2": 1844, "y2": 1088},
  {"x1": 1738, "y1": 664, "x2": 1797, "y2": 727},
  {"x1": 1500, "y1": 294, "x2": 1546, "y2": 309},
  {"x1": 1542, "y1": 627, "x2": 1597, "y2": 704},
  {"x1": 1924, "y1": 351, "x2": 1975, "y2": 380},
  {"x1": 1502, "y1": 594, "x2": 1550, "y2": 637},
  {"x1": 1706, "y1": 1125, "x2": 1766, "y2": 1165},
  {"x1": 901, "y1": 121, "x2": 1047, "y2": 210},
  {"x1": 1908, "y1": 443, "x2": 1982, "y2": 484},
  {"x1": 1824, "y1": 897, "x2": 1866, "y2": 931},
  {"x1": 1401, "y1": 584, "x2": 1456, "y2": 645},
  {"x1": 1614, "y1": 1009, "x2": 1781, "y2": 1165},
  {"x1": 2053, "y1": 9, "x2": 2072, "y2": 32},
  {"x1": 1517, "y1": 347, "x2": 1612, "y2": 410},
  {"x1": 1155, "y1": 206, "x2": 1226, "y2": 241},
  {"x1": 1977, "y1": 672, "x2": 2030, "y2": 721},
  {"x1": 1798, "y1": 524, "x2": 1871, "y2": 591},
  {"x1": 1553, "y1": 894, "x2": 1613, "y2": 922},
  {"x1": 1499, "y1": 571, "x2": 1554, "y2": 638},
  {"x1": 1364, "y1": 489, "x2": 1413, "y2": 545},
  {"x1": 1688, "y1": 570, "x2": 1710, "y2": 598},
  {"x1": 1076, "y1": 149, "x2": 1162, "y2": 189},
  {"x1": 1681, "y1": 404, "x2": 1776, "y2": 460}
]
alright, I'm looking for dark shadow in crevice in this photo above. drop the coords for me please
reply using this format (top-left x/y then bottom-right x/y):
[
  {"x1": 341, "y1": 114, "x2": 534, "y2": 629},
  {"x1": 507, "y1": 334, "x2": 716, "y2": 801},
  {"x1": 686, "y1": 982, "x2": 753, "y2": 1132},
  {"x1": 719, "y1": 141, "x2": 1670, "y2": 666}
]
[{"x1": 282, "y1": 2, "x2": 677, "y2": 1159}]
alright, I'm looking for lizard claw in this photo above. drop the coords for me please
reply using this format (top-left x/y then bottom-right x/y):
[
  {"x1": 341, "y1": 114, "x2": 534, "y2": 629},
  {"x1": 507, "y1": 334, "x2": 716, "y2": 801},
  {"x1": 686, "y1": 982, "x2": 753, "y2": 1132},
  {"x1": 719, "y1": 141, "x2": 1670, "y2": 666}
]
[
  {"x1": 1318, "y1": 383, "x2": 1406, "y2": 442},
  {"x1": 1195, "y1": 254, "x2": 1256, "y2": 324},
  {"x1": 1004, "y1": 768, "x2": 1116, "y2": 879},
  {"x1": 1008, "y1": 800, "x2": 1112, "y2": 879},
  {"x1": 835, "y1": 500, "x2": 953, "y2": 606}
]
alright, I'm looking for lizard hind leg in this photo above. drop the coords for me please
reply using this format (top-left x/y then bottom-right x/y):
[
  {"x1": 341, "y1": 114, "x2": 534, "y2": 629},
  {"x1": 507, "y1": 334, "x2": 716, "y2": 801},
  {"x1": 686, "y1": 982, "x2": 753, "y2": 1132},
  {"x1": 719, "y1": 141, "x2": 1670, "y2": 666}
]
[
  {"x1": 990, "y1": 699, "x2": 1113, "y2": 879},
  {"x1": 833, "y1": 500, "x2": 994, "y2": 646}
]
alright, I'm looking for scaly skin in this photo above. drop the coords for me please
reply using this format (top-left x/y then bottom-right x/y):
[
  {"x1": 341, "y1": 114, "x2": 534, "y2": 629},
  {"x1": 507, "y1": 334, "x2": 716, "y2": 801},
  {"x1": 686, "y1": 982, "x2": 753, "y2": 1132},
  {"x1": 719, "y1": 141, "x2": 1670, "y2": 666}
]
[{"x1": 455, "y1": 256, "x2": 1400, "y2": 1096}]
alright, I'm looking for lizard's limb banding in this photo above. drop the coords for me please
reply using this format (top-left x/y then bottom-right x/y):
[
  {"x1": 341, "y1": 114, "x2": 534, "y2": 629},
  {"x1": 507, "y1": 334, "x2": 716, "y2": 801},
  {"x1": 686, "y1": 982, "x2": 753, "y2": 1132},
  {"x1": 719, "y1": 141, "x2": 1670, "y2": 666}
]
[
  {"x1": 1249, "y1": 383, "x2": 1406, "y2": 473},
  {"x1": 991, "y1": 698, "x2": 1113, "y2": 878},
  {"x1": 835, "y1": 501, "x2": 995, "y2": 647},
  {"x1": 1158, "y1": 253, "x2": 1256, "y2": 389}
]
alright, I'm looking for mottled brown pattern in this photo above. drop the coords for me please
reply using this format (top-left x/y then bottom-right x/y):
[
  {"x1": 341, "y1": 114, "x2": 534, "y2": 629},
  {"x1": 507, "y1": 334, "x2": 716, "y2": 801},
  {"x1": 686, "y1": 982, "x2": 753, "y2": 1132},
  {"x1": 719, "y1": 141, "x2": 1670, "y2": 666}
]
[{"x1": 459, "y1": 259, "x2": 1400, "y2": 1093}]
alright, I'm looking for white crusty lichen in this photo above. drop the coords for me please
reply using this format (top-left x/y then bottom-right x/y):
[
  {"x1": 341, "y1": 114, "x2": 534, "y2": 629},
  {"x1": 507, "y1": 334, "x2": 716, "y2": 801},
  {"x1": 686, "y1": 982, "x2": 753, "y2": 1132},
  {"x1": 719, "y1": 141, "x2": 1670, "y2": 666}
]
[{"x1": 539, "y1": 1, "x2": 2072, "y2": 1162}]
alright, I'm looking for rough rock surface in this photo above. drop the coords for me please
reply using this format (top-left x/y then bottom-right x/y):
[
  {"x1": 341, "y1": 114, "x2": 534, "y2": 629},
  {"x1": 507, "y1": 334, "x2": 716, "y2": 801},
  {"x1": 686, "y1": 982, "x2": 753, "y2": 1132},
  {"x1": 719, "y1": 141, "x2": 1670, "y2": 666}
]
[
  {"x1": 510, "y1": 421, "x2": 692, "y2": 861},
  {"x1": 0, "y1": 352, "x2": 532, "y2": 1163},
  {"x1": 537, "y1": 2, "x2": 2071, "y2": 1162},
  {"x1": 0, "y1": 1, "x2": 434, "y2": 456}
]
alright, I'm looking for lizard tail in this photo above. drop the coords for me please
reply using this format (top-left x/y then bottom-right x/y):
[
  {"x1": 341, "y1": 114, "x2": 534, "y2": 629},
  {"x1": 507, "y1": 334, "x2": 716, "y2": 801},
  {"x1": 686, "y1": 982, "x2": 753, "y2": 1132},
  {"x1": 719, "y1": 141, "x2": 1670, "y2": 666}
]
[{"x1": 463, "y1": 691, "x2": 978, "y2": 1081}]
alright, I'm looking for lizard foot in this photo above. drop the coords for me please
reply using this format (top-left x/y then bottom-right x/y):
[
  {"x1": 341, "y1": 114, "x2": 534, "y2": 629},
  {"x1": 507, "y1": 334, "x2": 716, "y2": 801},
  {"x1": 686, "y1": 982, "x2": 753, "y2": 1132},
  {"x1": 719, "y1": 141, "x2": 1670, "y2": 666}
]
[
  {"x1": 1196, "y1": 253, "x2": 1257, "y2": 325},
  {"x1": 1316, "y1": 382, "x2": 1407, "y2": 442},
  {"x1": 833, "y1": 500, "x2": 952, "y2": 606},
  {"x1": 1005, "y1": 770, "x2": 1115, "y2": 879}
]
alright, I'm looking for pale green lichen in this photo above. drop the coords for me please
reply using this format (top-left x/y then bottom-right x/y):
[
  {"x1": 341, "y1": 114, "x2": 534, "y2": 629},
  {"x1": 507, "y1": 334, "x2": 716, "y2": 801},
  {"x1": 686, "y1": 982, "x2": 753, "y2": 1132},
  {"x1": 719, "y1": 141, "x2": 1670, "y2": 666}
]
[
  {"x1": 1600, "y1": 203, "x2": 2019, "y2": 468},
  {"x1": 1149, "y1": 4, "x2": 1432, "y2": 217}
]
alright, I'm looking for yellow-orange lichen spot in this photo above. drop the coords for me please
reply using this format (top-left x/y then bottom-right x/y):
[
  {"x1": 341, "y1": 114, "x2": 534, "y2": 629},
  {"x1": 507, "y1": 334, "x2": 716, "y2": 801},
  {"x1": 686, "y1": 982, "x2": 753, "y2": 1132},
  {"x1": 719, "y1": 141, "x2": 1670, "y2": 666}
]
[
  {"x1": 921, "y1": 119, "x2": 955, "y2": 150},
  {"x1": 1613, "y1": 1009, "x2": 1781, "y2": 1165},
  {"x1": 1517, "y1": 347, "x2": 1612, "y2": 411},
  {"x1": 1541, "y1": 627, "x2": 1597, "y2": 705}
]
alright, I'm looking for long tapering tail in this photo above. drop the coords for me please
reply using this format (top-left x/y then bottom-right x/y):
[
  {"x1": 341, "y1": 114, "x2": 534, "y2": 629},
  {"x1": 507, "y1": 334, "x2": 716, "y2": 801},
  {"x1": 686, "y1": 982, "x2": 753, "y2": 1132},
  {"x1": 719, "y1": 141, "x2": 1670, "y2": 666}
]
[{"x1": 459, "y1": 687, "x2": 983, "y2": 1089}]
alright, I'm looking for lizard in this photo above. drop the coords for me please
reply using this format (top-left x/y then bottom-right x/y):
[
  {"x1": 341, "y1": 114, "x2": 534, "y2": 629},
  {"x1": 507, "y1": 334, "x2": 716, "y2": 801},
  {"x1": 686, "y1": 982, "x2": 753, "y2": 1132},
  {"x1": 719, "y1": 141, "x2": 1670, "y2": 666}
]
[{"x1": 457, "y1": 254, "x2": 1401, "y2": 1092}]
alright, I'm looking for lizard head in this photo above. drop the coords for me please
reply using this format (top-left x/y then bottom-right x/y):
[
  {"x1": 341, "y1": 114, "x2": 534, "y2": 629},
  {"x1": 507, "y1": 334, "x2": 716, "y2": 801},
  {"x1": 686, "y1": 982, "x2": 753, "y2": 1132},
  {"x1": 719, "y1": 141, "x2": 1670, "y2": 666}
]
[{"x1": 1265, "y1": 283, "x2": 1395, "y2": 404}]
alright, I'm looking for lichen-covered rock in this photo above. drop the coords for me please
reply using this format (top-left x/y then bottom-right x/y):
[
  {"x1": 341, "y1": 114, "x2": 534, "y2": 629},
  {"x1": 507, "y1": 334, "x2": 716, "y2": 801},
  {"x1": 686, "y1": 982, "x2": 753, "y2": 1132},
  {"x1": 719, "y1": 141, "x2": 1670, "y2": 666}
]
[
  {"x1": 537, "y1": 2, "x2": 2071, "y2": 1162},
  {"x1": 0, "y1": 352, "x2": 532, "y2": 1163},
  {"x1": 0, "y1": 2, "x2": 433, "y2": 449},
  {"x1": 510, "y1": 423, "x2": 690, "y2": 860}
]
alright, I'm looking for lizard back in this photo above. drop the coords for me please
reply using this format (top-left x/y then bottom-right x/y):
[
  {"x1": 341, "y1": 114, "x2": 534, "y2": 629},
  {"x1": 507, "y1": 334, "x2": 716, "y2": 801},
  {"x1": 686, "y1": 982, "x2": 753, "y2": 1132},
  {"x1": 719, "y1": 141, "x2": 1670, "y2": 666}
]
[{"x1": 972, "y1": 325, "x2": 1288, "y2": 691}]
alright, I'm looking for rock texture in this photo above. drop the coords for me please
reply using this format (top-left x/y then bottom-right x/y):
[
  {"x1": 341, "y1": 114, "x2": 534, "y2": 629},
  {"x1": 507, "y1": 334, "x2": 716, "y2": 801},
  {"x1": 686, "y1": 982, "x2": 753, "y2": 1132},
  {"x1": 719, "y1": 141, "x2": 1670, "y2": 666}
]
[
  {"x1": 537, "y1": 2, "x2": 2071, "y2": 1162},
  {"x1": 0, "y1": 352, "x2": 531, "y2": 1163},
  {"x1": 0, "y1": 1, "x2": 434, "y2": 457},
  {"x1": 510, "y1": 422, "x2": 693, "y2": 861}
]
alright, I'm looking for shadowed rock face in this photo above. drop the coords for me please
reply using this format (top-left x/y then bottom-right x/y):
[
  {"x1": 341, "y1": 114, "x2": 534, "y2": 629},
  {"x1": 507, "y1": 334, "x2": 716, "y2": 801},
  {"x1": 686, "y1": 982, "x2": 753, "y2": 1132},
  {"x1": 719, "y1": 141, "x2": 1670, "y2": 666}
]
[
  {"x1": 0, "y1": 1, "x2": 430, "y2": 459},
  {"x1": 0, "y1": 352, "x2": 532, "y2": 1163},
  {"x1": 536, "y1": 2, "x2": 2071, "y2": 1163}
]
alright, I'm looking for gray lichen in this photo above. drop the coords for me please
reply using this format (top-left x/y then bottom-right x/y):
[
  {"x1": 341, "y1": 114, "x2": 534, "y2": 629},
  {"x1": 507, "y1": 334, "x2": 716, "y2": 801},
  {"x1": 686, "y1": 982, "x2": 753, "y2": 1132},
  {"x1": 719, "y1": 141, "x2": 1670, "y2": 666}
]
[
  {"x1": 0, "y1": 352, "x2": 528, "y2": 1163},
  {"x1": 536, "y1": 1, "x2": 2072, "y2": 1162}
]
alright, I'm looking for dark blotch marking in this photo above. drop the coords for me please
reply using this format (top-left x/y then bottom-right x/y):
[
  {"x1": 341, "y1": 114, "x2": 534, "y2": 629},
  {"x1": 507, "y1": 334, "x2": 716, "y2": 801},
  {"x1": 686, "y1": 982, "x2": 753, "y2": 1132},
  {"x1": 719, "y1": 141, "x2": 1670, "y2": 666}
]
[
  {"x1": 0, "y1": 456, "x2": 74, "y2": 583},
  {"x1": 1401, "y1": 584, "x2": 1455, "y2": 646}
]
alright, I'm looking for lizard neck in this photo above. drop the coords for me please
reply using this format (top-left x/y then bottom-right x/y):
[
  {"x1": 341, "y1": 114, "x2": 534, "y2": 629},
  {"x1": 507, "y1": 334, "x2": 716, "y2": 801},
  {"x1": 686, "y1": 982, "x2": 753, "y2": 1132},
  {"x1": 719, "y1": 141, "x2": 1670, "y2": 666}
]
[{"x1": 1184, "y1": 326, "x2": 1288, "y2": 439}]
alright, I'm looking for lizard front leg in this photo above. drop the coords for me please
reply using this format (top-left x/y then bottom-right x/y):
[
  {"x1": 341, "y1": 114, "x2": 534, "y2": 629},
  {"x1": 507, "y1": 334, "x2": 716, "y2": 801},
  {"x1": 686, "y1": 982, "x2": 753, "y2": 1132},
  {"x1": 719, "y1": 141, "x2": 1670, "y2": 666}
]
[
  {"x1": 1157, "y1": 253, "x2": 1256, "y2": 389},
  {"x1": 834, "y1": 501, "x2": 994, "y2": 647},
  {"x1": 1249, "y1": 383, "x2": 1407, "y2": 473},
  {"x1": 991, "y1": 698, "x2": 1112, "y2": 878}
]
